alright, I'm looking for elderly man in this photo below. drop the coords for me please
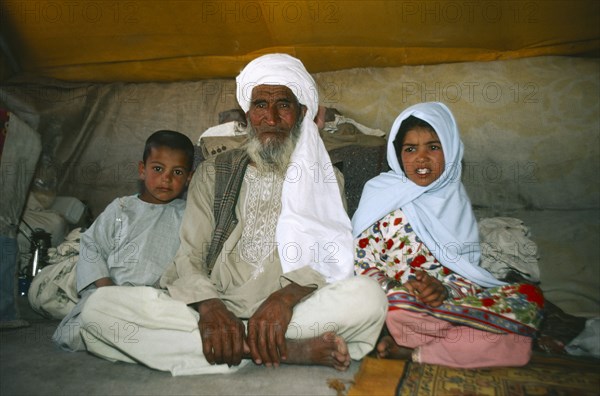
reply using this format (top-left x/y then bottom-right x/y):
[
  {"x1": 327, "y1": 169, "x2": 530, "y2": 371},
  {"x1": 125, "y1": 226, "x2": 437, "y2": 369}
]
[{"x1": 75, "y1": 54, "x2": 387, "y2": 376}]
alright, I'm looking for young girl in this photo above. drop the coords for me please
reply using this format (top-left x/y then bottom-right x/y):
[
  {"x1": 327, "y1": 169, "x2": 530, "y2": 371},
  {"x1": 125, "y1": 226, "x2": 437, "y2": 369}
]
[{"x1": 352, "y1": 102, "x2": 544, "y2": 368}]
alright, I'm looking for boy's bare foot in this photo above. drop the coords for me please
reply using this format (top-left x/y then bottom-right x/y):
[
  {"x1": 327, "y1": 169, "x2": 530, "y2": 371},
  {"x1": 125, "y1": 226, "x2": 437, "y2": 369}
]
[
  {"x1": 375, "y1": 334, "x2": 413, "y2": 360},
  {"x1": 284, "y1": 331, "x2": 351, "y2": 371}
]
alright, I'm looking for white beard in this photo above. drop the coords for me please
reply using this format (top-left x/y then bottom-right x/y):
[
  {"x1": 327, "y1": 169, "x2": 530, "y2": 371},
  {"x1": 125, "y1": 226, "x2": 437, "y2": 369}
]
[{"x1": 245, "y1": 123, "x2": 301, "y2": 175}]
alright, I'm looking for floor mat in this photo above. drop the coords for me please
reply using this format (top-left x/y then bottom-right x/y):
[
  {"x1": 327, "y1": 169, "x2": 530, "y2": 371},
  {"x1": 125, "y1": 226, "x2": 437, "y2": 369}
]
[
  {"x1": 347, "y1": 354, "x2": 600, "y2": 396},
  {"x1": 347, "y1": 357, "x2": 406, "y2": 396},
  {"x1": 398, "y1": 354, "x2": 600, "y2": 396}
]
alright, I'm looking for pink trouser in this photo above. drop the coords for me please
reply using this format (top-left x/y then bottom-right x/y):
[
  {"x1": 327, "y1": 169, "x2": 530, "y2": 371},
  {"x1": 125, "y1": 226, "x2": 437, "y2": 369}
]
[{"x1": 387, "y1": 309, "x2": 532, "y2": 368}]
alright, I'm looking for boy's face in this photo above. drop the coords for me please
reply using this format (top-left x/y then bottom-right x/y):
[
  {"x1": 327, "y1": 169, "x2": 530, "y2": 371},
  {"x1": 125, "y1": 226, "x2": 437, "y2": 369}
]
[
  {"x1": 138, "y1": 146, "x2": 192, "y2": 204},
  {"x1": 399, "y1": 127, "x2": 445, "y2": 187}
]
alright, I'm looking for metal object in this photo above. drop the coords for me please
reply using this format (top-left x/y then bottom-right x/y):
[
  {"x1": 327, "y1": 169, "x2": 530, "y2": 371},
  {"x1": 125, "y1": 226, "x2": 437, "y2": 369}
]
[
  {"x1": 28, "y1": 229, "x2": 51, "y2": 278},
  {"x1": 18, "y1": 220, "x2": 52, "y2": 279}
]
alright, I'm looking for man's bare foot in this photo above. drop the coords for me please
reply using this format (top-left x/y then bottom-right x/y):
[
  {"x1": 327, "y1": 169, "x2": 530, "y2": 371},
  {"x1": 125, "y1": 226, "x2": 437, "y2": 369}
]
[
  {"x1": 375, "y1": 335, "x2": 413, "y2": 360},
  {"x1": 284, "y1": 331, "x2": 351, "y2": 371}
]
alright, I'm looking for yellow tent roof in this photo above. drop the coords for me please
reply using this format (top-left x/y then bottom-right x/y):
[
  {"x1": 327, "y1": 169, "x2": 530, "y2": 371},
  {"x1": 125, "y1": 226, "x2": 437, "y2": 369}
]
[{"x1": 1, "y1": 0, "x2": 599, "y2": 82}]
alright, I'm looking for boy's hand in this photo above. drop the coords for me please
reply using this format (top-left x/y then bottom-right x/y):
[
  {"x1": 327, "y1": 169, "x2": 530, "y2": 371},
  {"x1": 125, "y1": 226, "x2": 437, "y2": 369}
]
[
  {"x1": 94, "y1": 277, "x2": 115, "y2": 288},
  {"x1": 404, "y1": 271, "x2": 448, "y2": 307},
  {"x1": 197, "y1": 298, "x2": 247, "y2": 367}
]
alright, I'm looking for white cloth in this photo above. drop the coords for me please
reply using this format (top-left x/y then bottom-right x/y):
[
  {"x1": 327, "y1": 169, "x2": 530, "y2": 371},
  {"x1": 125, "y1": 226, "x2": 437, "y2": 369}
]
[
  {"x1": 478, "y1": 217, "x2": 540, "y2": 282},
  {"x1": 566, "y1": 318, "x2": 600, "y2": 358},
  {"x1": 323, "y1": 114, "x2": 386, "y2": 137},
  {"x1": 352, "y1": 102, "x2": 503, "y2": 288},
  {"x1": 52, "y1": 195, "x2": 186, "y2": 351},
  {"x1": 76, "y1": 195, "x2": 185, "y2": 292},
  {"x1": 196, "y1": 121, "x2": 247, "y2": 143},
  {"x1": 235, "y1": 53, "x2": 354, "y2": 282},
  {"x1": 28, "y1": 228, "x2": 82, "y2": 319},
  {"x1": 239, "y1": 167, "x2": 283, "y2": 280},
  {"x1": 80, "y1": 276, "x2": 387, "y2": 375}
]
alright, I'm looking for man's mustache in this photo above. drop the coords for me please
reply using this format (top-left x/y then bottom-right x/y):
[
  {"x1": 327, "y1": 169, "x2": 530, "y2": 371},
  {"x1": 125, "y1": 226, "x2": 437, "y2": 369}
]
[{"x1": 258, "y1": 128, "x2": 287, "y2": 134}]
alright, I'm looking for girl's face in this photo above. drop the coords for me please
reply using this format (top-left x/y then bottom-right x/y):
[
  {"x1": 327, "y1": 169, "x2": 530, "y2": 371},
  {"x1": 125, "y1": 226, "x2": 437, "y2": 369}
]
[{"x1": 399, "y1": 127, "x2": 445, "y2": 187}]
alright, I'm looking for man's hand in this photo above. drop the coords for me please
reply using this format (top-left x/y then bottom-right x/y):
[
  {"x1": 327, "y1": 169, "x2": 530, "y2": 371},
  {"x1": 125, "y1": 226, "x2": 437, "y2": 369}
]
[
  {"x1": 247, "y1": 283, "x2": 315, "y2": 367},
  {"x1": 197, "y1": 298, "x2": 247, "y2": 367},
  {"x1": 404, "y1": 271, "x2": 448, "y2": 307}
]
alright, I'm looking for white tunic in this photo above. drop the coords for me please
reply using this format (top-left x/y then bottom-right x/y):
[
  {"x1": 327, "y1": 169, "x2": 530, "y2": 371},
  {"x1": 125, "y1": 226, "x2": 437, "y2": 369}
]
[{"x1": 53, "y1": 195, "x2": 185, "y2": 350}]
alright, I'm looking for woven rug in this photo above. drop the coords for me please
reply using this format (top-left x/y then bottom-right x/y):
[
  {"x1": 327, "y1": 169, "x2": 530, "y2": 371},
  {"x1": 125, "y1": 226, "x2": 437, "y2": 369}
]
[
  {"x1": 347, "y1": 354, "x2": 600, "y2": 396},
  {"x1": 347, "y1": 357, "x2": 407, "y2": 396}
]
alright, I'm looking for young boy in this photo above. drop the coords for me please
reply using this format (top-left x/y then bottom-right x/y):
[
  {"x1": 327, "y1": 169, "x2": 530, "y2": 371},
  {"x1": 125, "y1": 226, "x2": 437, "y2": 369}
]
[{"x1": 52, "y1": 130, "x2": 194, "y2": 351}]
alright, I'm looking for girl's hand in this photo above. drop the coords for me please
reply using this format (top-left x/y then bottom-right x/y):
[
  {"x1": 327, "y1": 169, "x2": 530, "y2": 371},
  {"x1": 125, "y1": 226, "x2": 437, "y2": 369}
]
[{"x1": 404, "y1": 271, "x2": 448, "y2": 307}]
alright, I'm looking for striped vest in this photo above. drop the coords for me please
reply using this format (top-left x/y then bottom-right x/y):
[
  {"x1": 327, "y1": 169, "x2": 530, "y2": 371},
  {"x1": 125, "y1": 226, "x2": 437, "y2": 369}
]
[{"x1": 205, "y1": 149, "x2": 250, "y2": 274}]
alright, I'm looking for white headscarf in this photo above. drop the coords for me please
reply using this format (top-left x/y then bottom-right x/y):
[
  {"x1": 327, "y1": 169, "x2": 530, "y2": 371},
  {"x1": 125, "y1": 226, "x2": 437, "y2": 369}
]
[
  {"x1": 351, "y1": 102, "x2": 503, "y2": 288},
  {"x1": 236, "y1": 53, "x2": 354, "y2": 283}
]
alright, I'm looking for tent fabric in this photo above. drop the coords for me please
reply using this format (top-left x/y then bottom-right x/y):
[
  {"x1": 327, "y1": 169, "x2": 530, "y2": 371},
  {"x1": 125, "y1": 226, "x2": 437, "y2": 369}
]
[
  {"x1": 0, "y1": 0, "x2": 598, "y2": 337},
  {"x1": 0, "y1": 55, "x2": 597, "y2": 218},
  {"x1": 1, "y1": 55, "x2": 598, "y2": 320},
  {"x1": 1, "y1": 1, "x2": 599, "y2": 82}
]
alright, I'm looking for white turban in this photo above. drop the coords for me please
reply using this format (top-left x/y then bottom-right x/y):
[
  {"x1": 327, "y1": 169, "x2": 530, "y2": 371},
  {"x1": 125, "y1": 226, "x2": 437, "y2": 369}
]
[{"x1": 236, "y1": 53, "x2": 354, "y2": 283}]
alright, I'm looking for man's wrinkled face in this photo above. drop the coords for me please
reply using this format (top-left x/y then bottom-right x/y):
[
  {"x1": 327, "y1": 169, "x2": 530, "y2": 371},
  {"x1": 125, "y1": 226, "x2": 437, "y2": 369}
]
[{"x1": 247, "y1": 85, "x2": 305, "y2": 147}]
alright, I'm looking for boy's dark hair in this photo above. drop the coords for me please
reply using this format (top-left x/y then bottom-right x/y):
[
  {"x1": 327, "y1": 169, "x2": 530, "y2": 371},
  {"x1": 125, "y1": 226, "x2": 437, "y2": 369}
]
[
  {"x1": 392, "y1": 115, "x2": 436, "y2": 172},
  {"x1": 143, "y1": 130, "x2": 194, "y2": 170}
]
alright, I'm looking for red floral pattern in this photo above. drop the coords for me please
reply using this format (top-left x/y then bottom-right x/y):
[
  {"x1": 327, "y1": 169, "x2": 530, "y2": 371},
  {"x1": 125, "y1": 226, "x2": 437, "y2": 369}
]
[
  {"x1": 518, "y1": 283, "x2": 545, "y2": 308},
  {"x1": 410, "y1": 254, "x2": 427, "y2": 268},
  {"x1": 355, "y1": 208, "x2": 544, "y2": 334},
  {"x1": 481, "y1": 298, "x2": 495, "y2": 307}
]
